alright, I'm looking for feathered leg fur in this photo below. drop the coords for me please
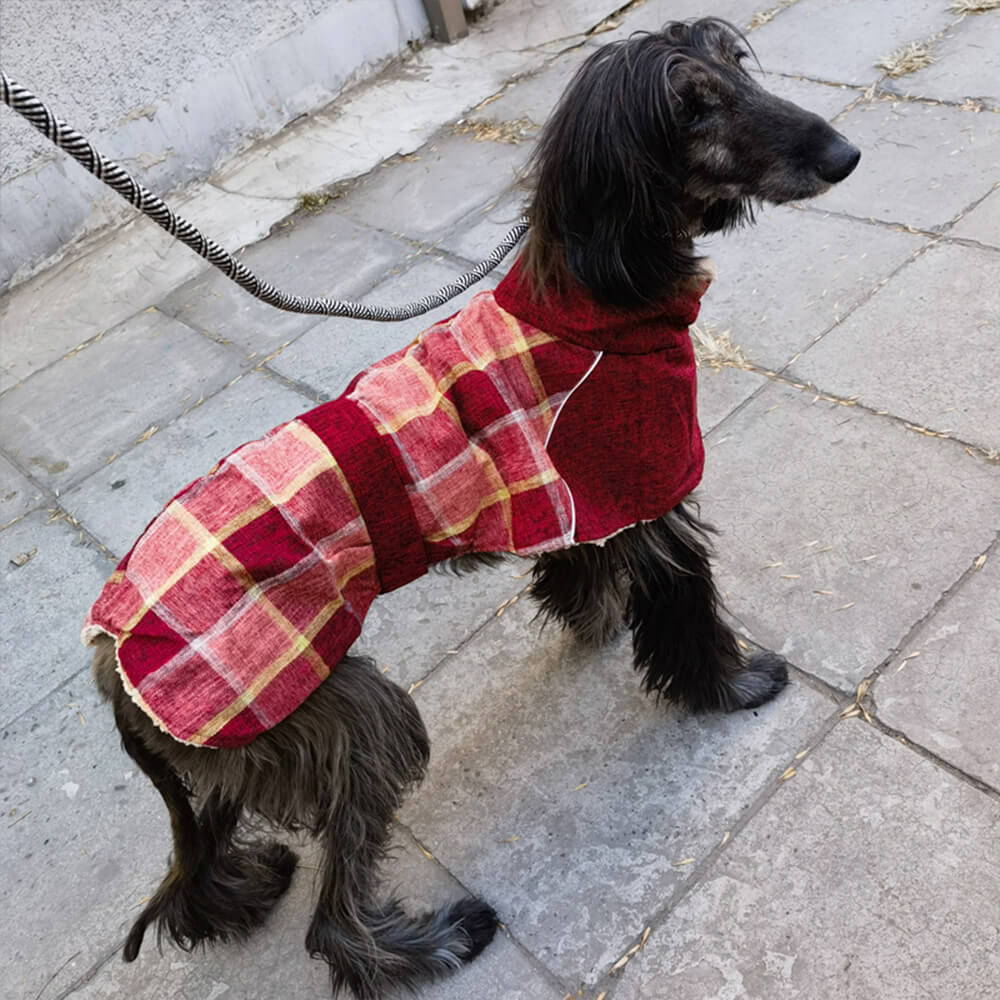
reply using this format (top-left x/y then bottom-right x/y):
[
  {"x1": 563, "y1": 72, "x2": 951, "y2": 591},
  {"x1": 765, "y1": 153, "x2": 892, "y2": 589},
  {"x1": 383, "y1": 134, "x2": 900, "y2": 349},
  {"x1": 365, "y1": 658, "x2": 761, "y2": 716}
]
[
  {"x1": 531, "y1": 499, "x2": 788, "y2": 712},
  {"x1": 96, "y1": 639, "x2": 496, "y2": 997}
]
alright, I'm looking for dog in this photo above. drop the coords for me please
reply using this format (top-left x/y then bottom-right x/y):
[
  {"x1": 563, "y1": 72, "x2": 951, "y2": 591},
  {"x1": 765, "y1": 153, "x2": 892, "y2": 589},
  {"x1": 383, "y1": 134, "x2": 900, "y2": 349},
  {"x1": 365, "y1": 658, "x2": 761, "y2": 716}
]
[{"x1": 86, "y1": 18, "x2": 859, "y2": 999}]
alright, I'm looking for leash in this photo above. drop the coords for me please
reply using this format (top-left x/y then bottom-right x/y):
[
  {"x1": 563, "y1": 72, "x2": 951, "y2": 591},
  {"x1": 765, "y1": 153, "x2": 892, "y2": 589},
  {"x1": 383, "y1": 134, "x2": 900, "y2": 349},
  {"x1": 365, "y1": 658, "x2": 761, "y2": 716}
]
[{"x1": 1, "y1": 71, "x2": 529, "y2": 321}]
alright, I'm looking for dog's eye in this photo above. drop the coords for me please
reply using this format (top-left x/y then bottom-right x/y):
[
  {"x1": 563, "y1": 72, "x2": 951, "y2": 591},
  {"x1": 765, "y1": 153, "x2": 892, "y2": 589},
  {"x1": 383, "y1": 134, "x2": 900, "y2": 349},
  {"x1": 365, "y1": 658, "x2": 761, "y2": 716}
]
[{"x1": 684, "y1": 94, "x2": 718, "y2": 127}]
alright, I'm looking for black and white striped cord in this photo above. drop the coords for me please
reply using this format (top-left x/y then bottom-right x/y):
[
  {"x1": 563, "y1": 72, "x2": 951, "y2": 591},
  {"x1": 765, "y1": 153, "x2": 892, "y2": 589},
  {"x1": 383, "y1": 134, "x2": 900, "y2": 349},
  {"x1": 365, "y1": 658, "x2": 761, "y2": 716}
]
[{"x1": 1, "y1": 71, "x2": 529, "y2": 321}]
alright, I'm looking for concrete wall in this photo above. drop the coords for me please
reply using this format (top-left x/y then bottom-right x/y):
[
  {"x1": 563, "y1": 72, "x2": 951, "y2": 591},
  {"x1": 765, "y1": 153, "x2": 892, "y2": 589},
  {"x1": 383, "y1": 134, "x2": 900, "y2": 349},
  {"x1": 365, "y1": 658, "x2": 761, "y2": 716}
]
[{"x1": 0, "y1": 0, "x2": 431, "y2": 290}]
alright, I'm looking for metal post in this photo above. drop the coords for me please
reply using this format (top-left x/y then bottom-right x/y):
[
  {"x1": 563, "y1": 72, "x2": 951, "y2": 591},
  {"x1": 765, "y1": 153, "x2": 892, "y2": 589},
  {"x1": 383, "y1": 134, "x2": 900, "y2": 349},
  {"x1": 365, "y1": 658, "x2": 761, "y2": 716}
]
[{"x1": 421, "y1": 0, "x2": 469, "y2": 42}]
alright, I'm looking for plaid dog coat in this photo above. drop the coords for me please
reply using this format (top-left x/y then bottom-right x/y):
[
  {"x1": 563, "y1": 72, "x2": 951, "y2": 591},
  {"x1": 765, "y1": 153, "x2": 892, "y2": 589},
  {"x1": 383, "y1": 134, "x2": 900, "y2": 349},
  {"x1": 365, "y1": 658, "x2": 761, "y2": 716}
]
[{"x1": 84, "y1": 263, "x2": 709, "y2": 747}]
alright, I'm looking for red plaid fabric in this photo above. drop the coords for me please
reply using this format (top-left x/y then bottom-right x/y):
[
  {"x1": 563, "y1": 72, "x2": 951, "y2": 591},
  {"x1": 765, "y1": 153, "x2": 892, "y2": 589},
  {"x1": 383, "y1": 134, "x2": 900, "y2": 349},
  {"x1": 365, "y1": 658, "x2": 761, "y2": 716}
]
[{"x1": 84, "y1": 264, "x2": 708, "y2": 747}]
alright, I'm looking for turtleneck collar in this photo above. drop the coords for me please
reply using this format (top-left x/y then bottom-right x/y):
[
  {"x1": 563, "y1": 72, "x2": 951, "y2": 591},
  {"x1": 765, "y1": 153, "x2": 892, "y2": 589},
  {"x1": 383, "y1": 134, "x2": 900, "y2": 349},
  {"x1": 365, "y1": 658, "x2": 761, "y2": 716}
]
[{"x1": 494, "y1": 259, "x2": 712, "y2": 355}]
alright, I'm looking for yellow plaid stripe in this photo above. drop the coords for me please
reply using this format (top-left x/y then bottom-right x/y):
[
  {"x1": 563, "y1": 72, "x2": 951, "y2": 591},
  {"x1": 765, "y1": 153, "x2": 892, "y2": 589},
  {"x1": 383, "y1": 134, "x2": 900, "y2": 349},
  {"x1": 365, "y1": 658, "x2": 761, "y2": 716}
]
[
  {"x1": 374, "y1": 328, "x2": 557, "y2": 435},
  {"x1": 498, "y1": 308, "x2": 557, "y2": 437},
  {"x1": 423, "y1": 468, "x2": 562, "y2": 543},
  {"x1": 189, "y1": 553, "x2": 375, "y2": 745},
  {"x1": 123, "y1": 422, "x2": 340, "y2": 633}
]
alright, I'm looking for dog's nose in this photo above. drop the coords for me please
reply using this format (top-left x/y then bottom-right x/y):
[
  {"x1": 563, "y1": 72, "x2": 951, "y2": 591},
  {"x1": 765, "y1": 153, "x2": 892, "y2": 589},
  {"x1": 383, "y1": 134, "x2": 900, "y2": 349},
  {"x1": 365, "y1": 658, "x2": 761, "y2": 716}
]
[{"x1": 817, "y1": 135, "x2": 861, "y2": 183}]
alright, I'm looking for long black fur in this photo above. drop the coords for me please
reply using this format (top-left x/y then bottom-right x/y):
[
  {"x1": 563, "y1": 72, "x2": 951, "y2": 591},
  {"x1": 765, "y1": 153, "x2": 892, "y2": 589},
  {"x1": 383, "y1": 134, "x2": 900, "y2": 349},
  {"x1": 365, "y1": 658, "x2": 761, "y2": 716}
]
[
  {"x1": 521, "y1": 18, "x2": 859, "y2": 305},
  {"x1": 93, "y1": 18, "x2": 858, "y2": 999}
]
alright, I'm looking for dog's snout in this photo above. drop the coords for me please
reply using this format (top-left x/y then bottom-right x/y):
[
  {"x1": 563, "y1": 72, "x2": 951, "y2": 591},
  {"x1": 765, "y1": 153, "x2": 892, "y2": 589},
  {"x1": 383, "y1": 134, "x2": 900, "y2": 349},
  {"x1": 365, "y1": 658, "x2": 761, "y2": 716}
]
[{"x1": 817, "y1": 135, "x2": 861, "y2": 184}]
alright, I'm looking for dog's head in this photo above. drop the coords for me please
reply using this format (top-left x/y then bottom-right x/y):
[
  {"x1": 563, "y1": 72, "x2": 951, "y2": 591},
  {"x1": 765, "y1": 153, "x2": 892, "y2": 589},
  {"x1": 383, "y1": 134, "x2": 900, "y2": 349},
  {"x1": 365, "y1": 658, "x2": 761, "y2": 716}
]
[{"x1": 522, "y1": 18, "x2": 860, "y2": 306}]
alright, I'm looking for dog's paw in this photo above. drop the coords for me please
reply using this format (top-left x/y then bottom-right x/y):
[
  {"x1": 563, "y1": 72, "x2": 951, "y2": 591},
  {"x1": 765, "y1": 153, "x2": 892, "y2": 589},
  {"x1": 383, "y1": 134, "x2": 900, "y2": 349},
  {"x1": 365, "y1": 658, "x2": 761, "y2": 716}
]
[
  {"x1": 448, "y1": 898, "x2": 500, "y2": 962},
  {"x1": 728, "y1": 651, "x2": 789, "y2": 710}
]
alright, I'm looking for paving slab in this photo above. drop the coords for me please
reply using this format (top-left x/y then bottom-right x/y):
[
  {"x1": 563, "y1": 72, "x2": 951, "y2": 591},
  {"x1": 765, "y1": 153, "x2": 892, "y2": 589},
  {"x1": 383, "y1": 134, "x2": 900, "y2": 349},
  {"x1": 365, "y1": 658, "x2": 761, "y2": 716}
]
[
  {"x1": 598, "y1": 0, "x2": 764, "y2": 41},
  {"x1": 790, "y1": 242, "x2": 1000, "y2": 452},
  {"x1": 438, "y1": 188, "x2": 528, "y2": 272},
  {"x1": 338, "y1": 131, "x2": 532, "y2": 242},
  {"x1": 355, "y1": 563, "x2": 527, "y2": 691},
  {"x1": 401, "y1": 597, "x2": 836, "y2": 987},
  {"x1": 159, "y1": 210, "x2": 413, "y2": 356},
  {"x1": 951, "y1": 185, "x2": 1000, "y2": 248},
  {"x1": 271, "y1": 255, "x2": 499, "y2": 399},
  {"x1": 748, "y1": 0, "x2": 955, "y2": 87},
  {"x1": 614, "y1": 720, "x2": 1000, "y2": 1000},
  {"x1": 0, "y1": 177, "x2": 292, "y2": 393},
  {"x1": 818, "y1": 97, "x2": 1000, "y2": 231},
  {"x1": 696, "y1": 365, "x2": 767, "y2": 435},
  {"x1": 61, "y1": 830, "x2": 565, "y2": 1000},
  {"x1": 0, "y1": 510, "x2": 113, "y2": 729},
  {"x1": 469, "y1": 43, "x2": 596, "y2": 128},
  {"x1": 700, "y1": 381, "x2": 999, "y2": 691},
  {"x1": 0, "y1": 222, "x2": 206, "y2": 395},
  {"x1": 0, "y1": 453, "x2": 46, "y2": 527},
  {"x1": 0, "y1": 308, "x2": 241, "y2": 493},
  {"x1": 873, "y1": 549, "x2": 1000, "y2": 791},
  {"x1": 1, "y1": 673, "x2": 171, "y2": 1000},
  {"x1": 881, "y1": 10, "x2": 1000, "y2": 108},
  {"x1": 697, "y1": 206, "x2": 923, "y2": 371},
  {"x1": 61, "y1": 371, "x2": 315, "y2": 557}
]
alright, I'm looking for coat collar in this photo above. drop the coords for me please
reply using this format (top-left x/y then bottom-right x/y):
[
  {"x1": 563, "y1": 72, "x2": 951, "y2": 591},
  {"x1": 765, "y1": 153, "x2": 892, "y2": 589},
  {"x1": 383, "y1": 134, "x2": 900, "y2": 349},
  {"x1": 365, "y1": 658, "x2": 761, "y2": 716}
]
[{"x1": 494, "y1": 259, "x2": 712, "y2": 355}]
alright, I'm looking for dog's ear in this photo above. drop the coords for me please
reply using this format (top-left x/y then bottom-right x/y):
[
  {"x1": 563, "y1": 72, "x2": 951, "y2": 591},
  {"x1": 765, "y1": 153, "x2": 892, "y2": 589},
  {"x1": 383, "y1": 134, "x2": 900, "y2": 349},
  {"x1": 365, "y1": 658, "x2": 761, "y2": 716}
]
[
  {"x1": 523, "y1": 36, "x2": 705, "y2": 306},
  {"x1": 665, "y1": 58, "x2": 723, "y2": 122}
]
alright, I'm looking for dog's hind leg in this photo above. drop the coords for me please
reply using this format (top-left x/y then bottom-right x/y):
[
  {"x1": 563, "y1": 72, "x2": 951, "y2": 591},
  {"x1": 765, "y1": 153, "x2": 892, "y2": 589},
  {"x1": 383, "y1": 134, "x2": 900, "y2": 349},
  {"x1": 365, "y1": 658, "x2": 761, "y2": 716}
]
[
  {"x1": 115, "y1": 715, "x2": 297, "y2": 961},
  {"x1": 622, "y1": 501, "x2": 789, "y2": 712},
  {"x1": 92, "y1": 635, "x2": 296, "y2": 961},
  {"x1": 303, "y1": 656, "x2": 498, "y2": 999},
  {"x1": 530, "y1": 543, "x2": 629, "y2": 646}
]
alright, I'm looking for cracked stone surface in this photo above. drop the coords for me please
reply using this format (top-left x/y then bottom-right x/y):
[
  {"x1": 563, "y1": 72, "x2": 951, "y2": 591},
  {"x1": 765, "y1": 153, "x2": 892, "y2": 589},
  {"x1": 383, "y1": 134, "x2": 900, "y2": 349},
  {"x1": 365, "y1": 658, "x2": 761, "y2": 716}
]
[
  {"x1": 880, "y1": 10, "x2": 1000, "y2": 108},
  {"x1": 748, "y1": 0, "x2": 956, "y2": 86},
  {"x1": 0, "y1": 454, "x2": 45, "y2": 527},
  {"x1": 0, "y1": 511, "x2": 114, "y2": 728},
  {"x1": 402, "y1": 598, "x2": 836, "y2": 987},
  {"x1": 3, "y1": 1, "x2": 999, "y2": 998},
  {"x1": 270, "y1": 255, "x2": 500, "y2": 399},
  {"x1": 159, "y1": 210, "x2": 414, "y2": 355},
  {"x1": 613, "y1": 721, "x2": 1000, "y2": 1000},
  {"x1": 789, "y1": 242, "x2": 1000, "y2": 452},
  {"x1": 337, "y1": 131, "x2": 532, "y2": 241},
  {"x1": 60, "y1": 372, "x2": 316, "y2": 557},
  {"x1": 874, "y1": 551, "x2": 1000, "y2": 790},
  {"x1": 701, "y1": 382, "x2": 998, "y2": 691},
  {"x1": 697, "y1": 205, "x2": 923, "y2": 371},
  {"x1": 816, "y1": 97, "x2": 1000, "y2": 230},
  {"x1": 437, "y1": 188, "x2": 527, "y2": 271},
  {"x1": 751, "y1": 72, "x2": 861, "y2": 122},
  {"x1": 696, "y1": 365, "x2": 767, "y2": 435},
  {"x1": 0, "y1": 308, "x2": 242, "y2": 492},
  {"x1": 599, "y1": 0, "x2": 765, "y2": 41},
  {"x1": 952, "y1": 186, "x2": 1000, "y2": 248}
]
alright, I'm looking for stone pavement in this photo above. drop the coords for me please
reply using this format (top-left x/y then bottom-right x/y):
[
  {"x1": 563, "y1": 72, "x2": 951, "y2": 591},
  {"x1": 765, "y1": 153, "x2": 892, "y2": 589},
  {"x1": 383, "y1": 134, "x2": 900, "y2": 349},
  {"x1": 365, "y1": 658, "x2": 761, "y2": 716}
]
[{"x1": 2, "y1": 0, "x2": 998, "y2": 997}]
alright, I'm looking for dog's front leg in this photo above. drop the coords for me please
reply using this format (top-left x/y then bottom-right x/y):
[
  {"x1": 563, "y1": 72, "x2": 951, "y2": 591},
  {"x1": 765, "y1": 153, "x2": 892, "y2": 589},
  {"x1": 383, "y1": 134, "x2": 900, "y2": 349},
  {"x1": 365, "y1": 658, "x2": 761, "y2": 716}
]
[
  {"x1": 530, "y1": 542, "x2": 629, "y2": 647},
  {"x1": 622, "y1": 501, "x2": 789, "y2": 712}
]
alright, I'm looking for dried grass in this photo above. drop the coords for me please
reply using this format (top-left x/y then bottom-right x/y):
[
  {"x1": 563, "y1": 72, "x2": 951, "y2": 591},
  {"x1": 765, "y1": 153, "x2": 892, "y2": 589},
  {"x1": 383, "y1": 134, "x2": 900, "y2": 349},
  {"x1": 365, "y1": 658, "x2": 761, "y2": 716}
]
[
  {"x1": 748, "y1": 0, "x2": 798, "y2": 31},
  {"x1": 950, "y1": 0, "x2": 1000, "y2": 12},
  {"x1": 690, "y1": 324, "x2": 750, "y2": 369},
  {"x1": 876, "y1": 41, "x2": 934, "y2": 78},
  {"x1": 454, "y1": 117, "x2": 536, "y2": 144}
]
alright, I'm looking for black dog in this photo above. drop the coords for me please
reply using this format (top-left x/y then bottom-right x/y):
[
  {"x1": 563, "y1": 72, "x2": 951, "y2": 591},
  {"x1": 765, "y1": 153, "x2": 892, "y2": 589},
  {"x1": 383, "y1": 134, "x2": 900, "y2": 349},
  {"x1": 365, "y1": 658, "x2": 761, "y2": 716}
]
[{"x1": 90, "y1": 19, "x2": 858, "y2": 999}]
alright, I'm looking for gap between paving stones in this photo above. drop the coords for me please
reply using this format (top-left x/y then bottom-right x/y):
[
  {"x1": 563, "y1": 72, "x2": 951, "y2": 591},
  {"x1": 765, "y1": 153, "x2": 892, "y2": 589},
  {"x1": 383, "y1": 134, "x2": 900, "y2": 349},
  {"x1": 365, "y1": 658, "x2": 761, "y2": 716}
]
[
  {"x1": 581, "y1": 698, "x2": 845, "y2": 998},
  {"x1": 576, "y1": 635, "x2": 999, "y2": 999},
  {"x1": 47, "y1": 942, "x2": 122, "y2": 1000},
  {"x1": 395, "y1": 825, "x2": 580, "y2": 1000},
  {"x1": 854, "y1": 533, "x2": 1000, "y2": 797},
  {"x1": 700, "y1": 230, "x2": 1000, "y2": 465},
  {"x1": 0, "y1": 235, "x2": 493, "y2": 511}
]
